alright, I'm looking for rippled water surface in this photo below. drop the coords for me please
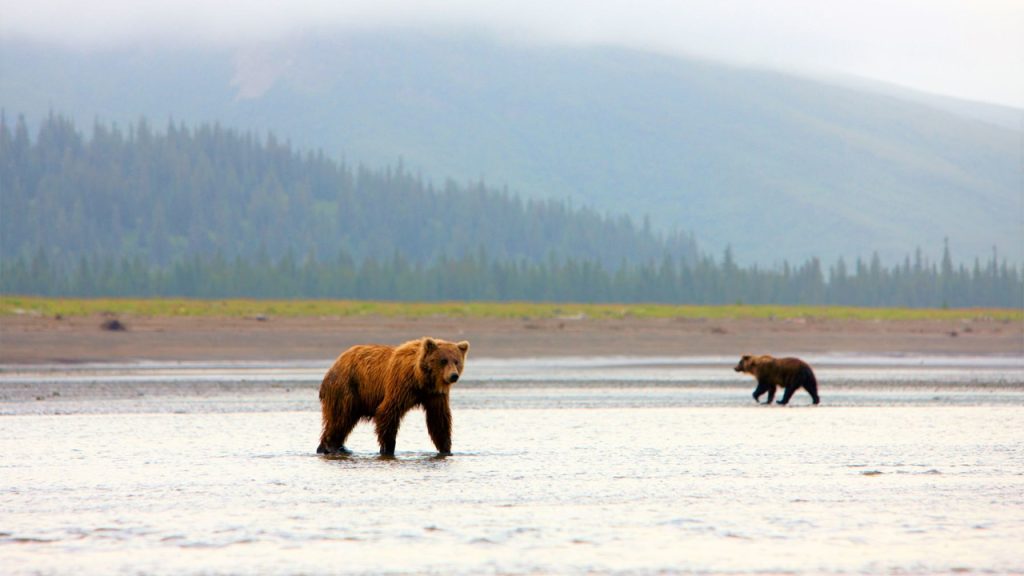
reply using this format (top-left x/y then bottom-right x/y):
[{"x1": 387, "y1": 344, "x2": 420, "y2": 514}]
[{"x1": 2, "y1": 355, "x2": 1022, "y2": 575}]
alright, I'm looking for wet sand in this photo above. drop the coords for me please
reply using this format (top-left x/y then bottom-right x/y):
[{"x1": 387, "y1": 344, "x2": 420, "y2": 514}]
[{"x1": 1, "y1": 313, "x2": 1020, "y2": 364}]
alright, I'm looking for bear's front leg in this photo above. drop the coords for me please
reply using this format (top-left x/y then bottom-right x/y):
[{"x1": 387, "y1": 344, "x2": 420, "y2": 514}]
[
  {"x1": 752, "y1": 381, "x2": 769, "y2": 403},
  {"x1": 424, "y1": 394, "x2": 452, "y2": 455},
  {"x1": 760, "y1": 378, "x2": 777, "y2": 404},
  {"x1": 776, "y1": 384, "x2": 798, "y2": 405}
]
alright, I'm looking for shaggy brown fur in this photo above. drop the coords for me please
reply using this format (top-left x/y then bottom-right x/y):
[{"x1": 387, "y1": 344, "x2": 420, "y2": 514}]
[
  {"x1": 734, "y1": 354, "x2": 820, "y2": 405},
  {"x1": 317, "y1": 337, "x2": 470, "y2": 456}
]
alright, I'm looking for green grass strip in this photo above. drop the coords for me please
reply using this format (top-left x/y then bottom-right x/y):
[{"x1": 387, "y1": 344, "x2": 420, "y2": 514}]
[{"x1": 1, "y1": 296, "x2": 1020, "y2": 322}]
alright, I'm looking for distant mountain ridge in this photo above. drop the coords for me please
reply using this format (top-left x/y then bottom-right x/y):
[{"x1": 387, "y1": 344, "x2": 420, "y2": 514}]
[{"x1": 1, "y1": 33, "x2": 1019, "y2": 264}]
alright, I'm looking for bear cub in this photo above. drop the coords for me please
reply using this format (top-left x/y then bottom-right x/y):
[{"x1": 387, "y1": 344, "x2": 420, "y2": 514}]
[
  {"x1": 734, "y1": 354, "x2": 820, "y2": 405},
  {"x1": 317, "y1": 337, "x2": 470, "y2": 456}
]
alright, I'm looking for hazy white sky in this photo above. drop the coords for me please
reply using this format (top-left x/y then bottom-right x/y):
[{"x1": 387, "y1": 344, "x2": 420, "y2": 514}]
[{"x1": 2, "y1": 0, "x2": 1022, "y2": 107}]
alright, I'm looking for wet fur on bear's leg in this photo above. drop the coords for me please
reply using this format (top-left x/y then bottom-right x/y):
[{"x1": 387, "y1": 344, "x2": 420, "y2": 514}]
[
  {"x1": 318, "y1": 366, "x2": 360, "y2": 454},
  {"x1": 777, "y1": 383, "x2": 798, "y2": 405},
  {"x1": 317, "y1": 411, "x2": 358, "y2": 454},
  {"x1": 752, "y1": 386, "x2": 765, "y2": 403},
  {"x1": 752, "y1": 380, "x2": 773, "y2": 404},
  {"x1": 424, "y1": 394, "x2": 452, "y2": 454},
  {"x1": 802, "y1": 365, "x2": 821, "y2": 404},
  {"x1": 374, "y1": 394, "x2": 410, "y2": 456},
  {"x1": 764, "y1": 377, "x2": 777, "y2": 404}
]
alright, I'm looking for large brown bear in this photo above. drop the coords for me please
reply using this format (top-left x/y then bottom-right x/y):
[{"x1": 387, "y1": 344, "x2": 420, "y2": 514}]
[
  {"x1": 317, "y1": 337, "x2": 470, "y2": 456},
  {"x1": 734, "y1": 354, "x2": 820, "y2": 405}
]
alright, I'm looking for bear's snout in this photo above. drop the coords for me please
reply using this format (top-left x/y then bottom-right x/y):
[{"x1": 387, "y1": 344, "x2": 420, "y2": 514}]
[
  {"x1": 447, "y1": 372, "x2": 460, "y2": 384},
  {"x1": 733, "y1": 364, "x2": 744, "y2": 372}
]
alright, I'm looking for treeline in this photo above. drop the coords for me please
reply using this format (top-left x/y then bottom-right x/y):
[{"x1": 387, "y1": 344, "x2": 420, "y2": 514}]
[
  {"x1": 2, "y1": 244, "x2": 1020, "y2": 307},
  {"x1": 2, "y1": 112, "x2": 1021, "y2": 307},
  {"x1": 0, "y1": 113, "x2": 697, "y2": 268}
]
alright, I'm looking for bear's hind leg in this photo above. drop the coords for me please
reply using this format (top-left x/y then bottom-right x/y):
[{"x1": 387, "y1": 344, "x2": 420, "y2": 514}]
[
  {"x1": 318, "y1": 413, "x2": 358, "y2": 454},
  {"x1": 318, "y1": 394, "x2": 360, "y2": 454},
  {"x1": 805, "y1": 380, "x2": 820, "y2": 405},
  {"x1": 374, "y1": 400, "x2": 407, "y2": 456}
]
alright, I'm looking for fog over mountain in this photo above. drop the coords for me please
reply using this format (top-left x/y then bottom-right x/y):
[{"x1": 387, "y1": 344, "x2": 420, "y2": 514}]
[
  {"x1": 4, "y1": 0, "x2": 1020, "y2": 107},
  {"x1": 1, "y1": 32, "x2": 1020, "y2": 264}
]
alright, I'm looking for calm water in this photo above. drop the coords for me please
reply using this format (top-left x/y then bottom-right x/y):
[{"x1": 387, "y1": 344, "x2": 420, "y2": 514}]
[{"x1": 1, "y1": 355, "x2": 1023, "y2": 575}]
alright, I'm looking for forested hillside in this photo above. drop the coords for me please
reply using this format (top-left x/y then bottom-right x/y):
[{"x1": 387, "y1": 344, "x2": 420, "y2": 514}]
[
  {"x1": 0, "y1": 113, "x2": 696, "y2": 267},
  {"x1": 3, "y1": 240, "x2": 1020, "y2": 308},
  {"x1": 1, "y1": 113, "x2": 1020, "y2": 307},
  {"x1": 3, "y1": 35, "x2": 1019, "y2": 264}
]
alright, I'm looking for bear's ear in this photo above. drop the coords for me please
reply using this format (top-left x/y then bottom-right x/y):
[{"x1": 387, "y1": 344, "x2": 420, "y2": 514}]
[
  {"x1": 741, "y1": 354, "x2": 750, "y2": 362},
  {"x1": 456, "y1": 340, "x2": 470, "y2": 356},
  {"x1": 422, "y1": 337, "x2": 438, "y2": 355}
]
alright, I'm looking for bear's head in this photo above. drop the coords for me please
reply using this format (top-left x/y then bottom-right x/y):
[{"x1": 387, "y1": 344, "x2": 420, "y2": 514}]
[
  {"x1": 734, "y1": 354, "x2": 772, "y2": 375},
  {"x1": 418, "y1": 337, "x2": 470, "y2": 394}
]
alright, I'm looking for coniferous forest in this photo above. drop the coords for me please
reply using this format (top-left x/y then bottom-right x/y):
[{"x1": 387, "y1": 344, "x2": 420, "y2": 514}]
[{"x1": 1, "y1": 113, "x2": 1021, "y2": 308}]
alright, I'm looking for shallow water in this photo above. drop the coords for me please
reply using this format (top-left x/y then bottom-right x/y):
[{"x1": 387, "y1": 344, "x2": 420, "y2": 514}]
[{"x1": 1, "y1": 356, "x2": 1023, "y2": 575}]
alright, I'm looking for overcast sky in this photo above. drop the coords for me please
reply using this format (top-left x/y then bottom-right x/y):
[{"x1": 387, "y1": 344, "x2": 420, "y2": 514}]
[{"x1": 2, "y1": 0, "x2": 1022, "y2": 107}]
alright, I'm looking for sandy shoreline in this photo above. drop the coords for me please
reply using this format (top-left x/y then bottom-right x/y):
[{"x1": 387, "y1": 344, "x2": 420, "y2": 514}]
[
  {"x1": 1, "y1": 313, "x2": 1020, "y2": 364},
  {"x1": 1, "y1": 313, "x2": 1021, "y2": 407}
]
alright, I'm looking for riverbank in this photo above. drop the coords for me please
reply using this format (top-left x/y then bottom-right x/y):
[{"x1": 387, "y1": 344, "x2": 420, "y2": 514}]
[{"x1": 1, "y1": 310, "x2": 1019, "y2": 364}]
